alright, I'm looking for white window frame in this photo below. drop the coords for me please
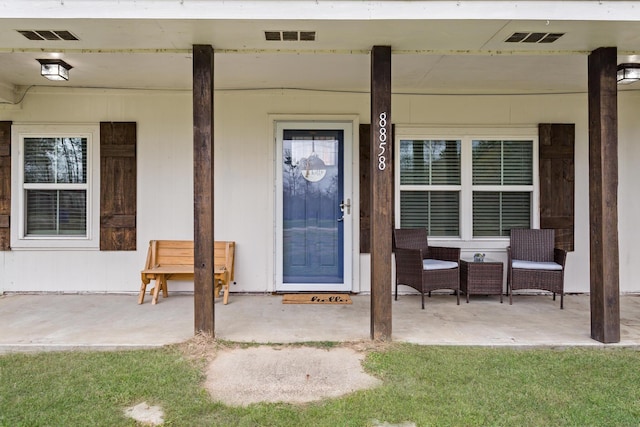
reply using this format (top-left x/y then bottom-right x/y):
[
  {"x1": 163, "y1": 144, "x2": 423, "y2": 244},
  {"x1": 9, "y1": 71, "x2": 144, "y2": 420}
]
[
  {"x1": 11, "y1": 124, "x2": 100, "y2": 250},
  {"x1": 395, "y1": 126, "x2": 539, "y2": 246}
]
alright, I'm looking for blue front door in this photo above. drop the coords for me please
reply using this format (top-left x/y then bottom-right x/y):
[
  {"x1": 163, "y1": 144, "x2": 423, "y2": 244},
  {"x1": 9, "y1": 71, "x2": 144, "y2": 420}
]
[{"x1": 282, "y1": 128, "x2": 344, "y2": 286}]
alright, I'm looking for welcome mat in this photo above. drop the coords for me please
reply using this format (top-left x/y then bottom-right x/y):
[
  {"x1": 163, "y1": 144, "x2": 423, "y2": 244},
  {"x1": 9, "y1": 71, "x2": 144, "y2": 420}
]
[{"x1": 282, "y1": 293, "x2": 352, "y2": 305}]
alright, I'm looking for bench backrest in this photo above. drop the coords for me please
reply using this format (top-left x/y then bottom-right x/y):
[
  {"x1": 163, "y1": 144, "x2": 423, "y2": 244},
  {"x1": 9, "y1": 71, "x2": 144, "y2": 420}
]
[
  {"x1": 146, "y1": 240, "x2": 235, "y2": 279},
  {"x1": 151, "y1": 240, "x2": 194, "y2": 267}
]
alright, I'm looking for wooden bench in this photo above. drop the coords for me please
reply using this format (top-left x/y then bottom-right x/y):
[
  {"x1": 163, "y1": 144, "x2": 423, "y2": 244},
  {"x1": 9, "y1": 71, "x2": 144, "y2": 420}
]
[{"x1": 138, "y1": 240, "x2": 235, "y2": 305}]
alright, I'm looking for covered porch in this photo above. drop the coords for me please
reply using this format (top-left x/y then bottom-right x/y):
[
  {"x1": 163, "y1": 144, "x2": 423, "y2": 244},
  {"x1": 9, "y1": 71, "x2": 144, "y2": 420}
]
[
  {"x1": 0, "y1": 1, "x2": 638, "y2": 347},
  {"x1": 2, "y1": 292, "x2": 640, "y2": 353}
]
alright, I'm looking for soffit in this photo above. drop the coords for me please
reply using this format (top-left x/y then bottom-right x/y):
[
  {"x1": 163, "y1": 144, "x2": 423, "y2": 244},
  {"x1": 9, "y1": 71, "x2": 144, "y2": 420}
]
[{"x1": 0, "y1": 17, "x2": 638, "y2": 102}]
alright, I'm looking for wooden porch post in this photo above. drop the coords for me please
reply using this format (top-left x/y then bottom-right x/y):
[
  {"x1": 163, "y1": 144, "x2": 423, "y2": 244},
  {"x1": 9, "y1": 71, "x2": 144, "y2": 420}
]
[
  {"x1": 370, "y1": 46, "x2": 392, "y2": 341},
  {"x1": 193, "y1": 45, "x2": 215, "y2": 335},
  {"x1": 588, "y1": 46, "x2": 620, "y2": 343}
]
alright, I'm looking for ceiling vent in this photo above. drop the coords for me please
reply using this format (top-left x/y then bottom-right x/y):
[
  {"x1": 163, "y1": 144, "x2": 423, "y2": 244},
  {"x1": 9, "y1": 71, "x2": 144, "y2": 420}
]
[
  {"x1": 17, "y1": 30, "x2": 79, "y2": 41},
  {"x1": 264, "y1": 31, "x2": 316, "y2": 42},
  {"x1": 505, "y1": 32, "x2": 564, "y2": 44}
]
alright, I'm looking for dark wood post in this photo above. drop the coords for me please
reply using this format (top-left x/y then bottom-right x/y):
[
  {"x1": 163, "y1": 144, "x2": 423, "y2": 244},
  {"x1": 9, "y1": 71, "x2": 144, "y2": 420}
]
[
  {"x1": 370, "y1": 46, "x2": 392, "y2": 341},
  {"x1": 0, "y1": 121, "x2": 11, "y2": 251},
  {"x1": 193, "y1": 45, "x2": 215, "y2": 335},
  {"x1": 588, "y1": 46, "x2": 620, "y2": 343}
]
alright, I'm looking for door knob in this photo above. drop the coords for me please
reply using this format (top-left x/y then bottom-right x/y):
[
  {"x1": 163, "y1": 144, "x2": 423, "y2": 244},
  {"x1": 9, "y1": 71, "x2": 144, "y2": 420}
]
[{"x1": 339, "y1": 198, "x2": 351, "y2": 214}]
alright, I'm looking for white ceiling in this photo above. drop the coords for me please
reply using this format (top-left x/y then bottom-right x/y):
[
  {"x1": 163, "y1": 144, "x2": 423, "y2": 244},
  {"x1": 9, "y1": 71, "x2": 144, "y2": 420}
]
[{"x1": 1, "y1": 17, "x2": 640, "y2": 103}]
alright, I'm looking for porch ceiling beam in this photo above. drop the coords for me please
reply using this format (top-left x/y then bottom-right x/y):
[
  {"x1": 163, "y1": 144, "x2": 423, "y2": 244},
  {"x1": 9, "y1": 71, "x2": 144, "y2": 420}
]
[
  {"x1": 370, "y1": 45, "x2": 392, "y2": 341},
  {"x1": 193, "y1": 44, "x2": 215, "y2": 336},
  {"x1": 208, "y1": 49, "x2": 611, "y2": 56},
  {"x1": 588, "y1": 46, "x2": 620, "y2": 344},
  {"x1": 2, "y1": 1, "x2": 638, "y2": 21}
]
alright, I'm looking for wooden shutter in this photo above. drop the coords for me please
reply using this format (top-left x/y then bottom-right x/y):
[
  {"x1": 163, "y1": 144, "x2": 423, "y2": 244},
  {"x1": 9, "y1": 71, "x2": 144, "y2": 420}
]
[
  {"x1": 539, "y1": 123, "x2": 575, "y2": 251},
  {"x1": 0, "y1": 121, "x2": 11, "y2": 251},
  {"x1": 359, "y1": 124, "x2": 371, "y2": 253},
  {"x1": 100, "y1": 122, "x2": 136, "y2": 251},
  {"x1": 359, "y1": 123, "x2": 394, "y2": 253}
]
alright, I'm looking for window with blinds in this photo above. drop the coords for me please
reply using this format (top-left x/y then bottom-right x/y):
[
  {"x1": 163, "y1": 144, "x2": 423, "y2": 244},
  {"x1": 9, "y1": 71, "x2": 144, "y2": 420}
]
[
  {"x1": 472, "y1": 191, "x2": 531, "y2": 236},
  {"x1": 22, "y1": 137, "x2": 88, "y2": 236},
  {"x1": 397, "y1": 134, "x2": 534, "y2": 239},
  {"x1": 472, "y1": 140, "x2": 532, "y2": 186},
  {"x1": 399, "y1": 139, "x2": 461, "y2": 236},
  {"x1": 400, "y1": 190, "x2": 460, "y2": 235},
  {"x1": 472, "y1": 140, "x2": 533, "y2": 236}
]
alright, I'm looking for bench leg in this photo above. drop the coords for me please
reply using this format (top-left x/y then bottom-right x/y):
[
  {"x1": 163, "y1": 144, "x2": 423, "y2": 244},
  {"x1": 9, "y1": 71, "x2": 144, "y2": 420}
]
[
  {"x1": 152, "y1": 275, "x2": 164, "y2": 305},
  {"x1": 223, "y1": 281, "x2": 230, "y2": 305},
  {"x1": 161, "y1": 276, "x2": 169, "y2": 298},
  {"x1": 138, "y1": 281, "x2": 147, "y2": 304}
]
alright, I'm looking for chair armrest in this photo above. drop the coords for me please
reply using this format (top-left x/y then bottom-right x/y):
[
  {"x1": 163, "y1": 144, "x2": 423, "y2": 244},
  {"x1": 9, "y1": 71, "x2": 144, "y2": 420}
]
[
  {"x1": 554, "y1": 247, "x2": 568, "y2": 268},
  {"x1": 428, "y1": 246, "x2": 460, "y2": 263},
  {"x1": 415, "y1": 247, "x2": 429, "y2": 259}
]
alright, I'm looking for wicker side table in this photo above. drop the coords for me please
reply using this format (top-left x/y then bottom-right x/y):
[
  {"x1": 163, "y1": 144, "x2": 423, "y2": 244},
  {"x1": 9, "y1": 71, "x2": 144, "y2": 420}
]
[{"x1": 460, "y1": 259, "x2": 504, "y2": 303}]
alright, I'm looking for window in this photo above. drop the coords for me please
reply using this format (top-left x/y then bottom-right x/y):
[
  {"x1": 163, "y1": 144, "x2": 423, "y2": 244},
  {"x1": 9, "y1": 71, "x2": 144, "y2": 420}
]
[
  {"x1": 472, "y1": 140, "x2": 533, "y2": 237},
  {"x1": 399, "y1": 139, "x2": 461, "y2": 236},
  {"x1": 396, "y1": 128, "x2": 537, "y2": 240},
  {"x1": 11, "y1": 125, "x2": 100, "y2": 249},
  {"x1": 24, "y1": 136, "x2": 87, "y2": 236}
]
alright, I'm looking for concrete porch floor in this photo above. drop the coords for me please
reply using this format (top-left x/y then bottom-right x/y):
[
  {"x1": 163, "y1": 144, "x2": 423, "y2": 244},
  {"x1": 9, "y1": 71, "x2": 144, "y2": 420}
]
[{"x1": 1, "y1": 292, "x2": 640, "y2": 353}]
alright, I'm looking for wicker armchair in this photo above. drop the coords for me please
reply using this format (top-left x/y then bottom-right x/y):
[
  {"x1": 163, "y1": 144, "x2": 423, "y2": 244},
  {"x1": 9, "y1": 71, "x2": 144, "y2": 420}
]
[
  {"x1": 393, "y1": 228, "x2": 460, "y2": 309},
  {"x1": 507, "y1": 229, "x2": 568, "y2": 308}
]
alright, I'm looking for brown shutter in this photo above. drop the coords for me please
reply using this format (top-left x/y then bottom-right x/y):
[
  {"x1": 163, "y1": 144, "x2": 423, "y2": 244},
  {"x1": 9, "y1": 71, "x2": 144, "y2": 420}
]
[
  {"x1": 359, "y1": 123, "x2": 394, "y2": 253},
  {"x1": 539, "y1": 123, "x2": 575, "y2": 251},
  {"x1": 100, "y1": 122, "x2": 136, "y2": 250},
  {"x1": 0, "y1": 121, "x2": 11, "y2": 251},
  {"x1": 359, "y1": 124, "x2": 371, "y2": 253}
]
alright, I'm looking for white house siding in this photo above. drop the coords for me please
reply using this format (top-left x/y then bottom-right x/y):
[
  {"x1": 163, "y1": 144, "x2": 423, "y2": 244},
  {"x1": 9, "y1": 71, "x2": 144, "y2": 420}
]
[
  {"x1": 1, "y1": 86, "x2": 639, "y2": 294},
  {"x1": 0, "y1": 87, "x2": 194, "y2": 293},
  {"x1": 618, "y1": 90, "x2": 640, "y2": 294}
]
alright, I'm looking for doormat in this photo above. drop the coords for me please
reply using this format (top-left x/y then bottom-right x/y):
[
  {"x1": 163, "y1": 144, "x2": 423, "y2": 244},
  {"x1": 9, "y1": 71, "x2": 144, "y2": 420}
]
[{"x1": 282, "y1": 293, "x2": 352, "y2": 305}]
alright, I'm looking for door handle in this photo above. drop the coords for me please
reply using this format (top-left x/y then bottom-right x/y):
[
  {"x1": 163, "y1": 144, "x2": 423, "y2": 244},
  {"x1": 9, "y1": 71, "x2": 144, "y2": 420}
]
[
  {"x1": 337, "y1": 198, "x2": 350, "y2": 222},
  {"x1": 339, "y1": 198, "x2": 351, "y2": 215}
]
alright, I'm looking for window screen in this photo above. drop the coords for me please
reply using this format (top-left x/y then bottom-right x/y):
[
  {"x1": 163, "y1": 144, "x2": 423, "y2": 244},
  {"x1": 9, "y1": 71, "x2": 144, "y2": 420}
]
[
  {"x1": 399, "y1": 139, "x2": 461, "y2": 237},
  {"x1": 23, "y1": 137, "x2": 88, "y2": 236}
]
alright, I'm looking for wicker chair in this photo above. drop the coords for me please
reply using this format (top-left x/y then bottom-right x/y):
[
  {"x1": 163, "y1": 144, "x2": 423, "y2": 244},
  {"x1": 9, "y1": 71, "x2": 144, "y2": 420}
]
[
  {"x1": 393, "y1": 228, "x2": 460, "y2": 309},
  {"x1": 507, "y1": 229, "x2": 568, "y2": 308}
]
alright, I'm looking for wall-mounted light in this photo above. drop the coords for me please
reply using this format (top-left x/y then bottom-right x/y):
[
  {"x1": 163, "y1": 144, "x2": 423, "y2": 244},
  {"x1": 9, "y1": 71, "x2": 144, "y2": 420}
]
[
  {"x1": 37, "y1": 58, "x2": 72, "y2": 81},
  {"x1": 617, "y1": 63, "x2": 640, "y2": 85}
]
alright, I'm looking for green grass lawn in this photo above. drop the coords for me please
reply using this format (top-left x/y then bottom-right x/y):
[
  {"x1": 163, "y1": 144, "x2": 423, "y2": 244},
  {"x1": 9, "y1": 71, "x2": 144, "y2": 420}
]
[{"x1": 1, "y1": 342, "x2": 640, "y2": 426}]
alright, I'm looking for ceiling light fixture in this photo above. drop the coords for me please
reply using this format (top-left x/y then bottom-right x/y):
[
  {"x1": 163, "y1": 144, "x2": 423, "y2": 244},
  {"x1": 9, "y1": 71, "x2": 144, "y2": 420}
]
[
  {"x1": 617, "y1": 63, "x2": 640, "y2": 85},
  {"x1": 37, "y1": 58, "x2": 72, "y2": 81}
]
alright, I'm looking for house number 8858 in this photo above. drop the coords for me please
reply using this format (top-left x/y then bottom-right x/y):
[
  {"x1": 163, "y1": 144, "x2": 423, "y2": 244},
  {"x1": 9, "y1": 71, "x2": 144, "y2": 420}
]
[{"x1": 377, "y1": 112, "x2": 387, "y2": 171}]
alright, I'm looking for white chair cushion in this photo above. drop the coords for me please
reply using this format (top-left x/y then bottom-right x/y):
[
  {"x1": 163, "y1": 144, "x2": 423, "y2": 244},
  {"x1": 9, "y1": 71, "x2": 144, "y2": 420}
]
[
  {"x1": 512, "y1": 259, "x2": 563, "y2": 271},
  {"x1": 423, "y1": 259, "x2": 458, "y2": 271}
]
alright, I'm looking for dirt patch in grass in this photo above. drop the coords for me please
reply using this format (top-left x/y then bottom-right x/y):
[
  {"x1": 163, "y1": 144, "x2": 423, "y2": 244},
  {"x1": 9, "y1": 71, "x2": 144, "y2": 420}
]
[
  {"x1": 203, "y1": 345, "x2": 382, "y2": 406},
  {"x1": 175, "y1": 335, "x2": 393, "y2": 406},
  {"x1": 176, "y1": 332, "x2": 221, "y2": 365}
]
